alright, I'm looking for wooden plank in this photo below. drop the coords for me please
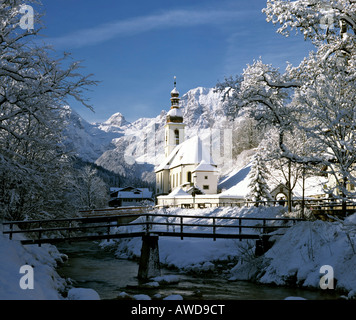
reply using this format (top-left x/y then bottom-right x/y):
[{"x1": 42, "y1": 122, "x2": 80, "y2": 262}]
[
  {"x1": 151, "y1": 231, "x2": 261, "y2": 240},
  {"x1": 20, "y1": 232, "x2": 146, "y2": 245}
]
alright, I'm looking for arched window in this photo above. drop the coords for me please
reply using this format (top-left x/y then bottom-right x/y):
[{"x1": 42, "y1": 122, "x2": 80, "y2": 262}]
[
  {"x1": 174, "y1": 129, "x2": 179, "y2": 145},
  {"x1": 187, "y1": 171, "x2": 192, "y2": 183}
]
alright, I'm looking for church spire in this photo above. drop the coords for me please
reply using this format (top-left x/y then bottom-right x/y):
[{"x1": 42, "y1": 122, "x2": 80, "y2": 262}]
[
  {"x1": 167, "y1": 76, "x2": 183, "y2": 123},
  {"x1": 164, "y1": 76, "x2": 186, "y2": 158}
]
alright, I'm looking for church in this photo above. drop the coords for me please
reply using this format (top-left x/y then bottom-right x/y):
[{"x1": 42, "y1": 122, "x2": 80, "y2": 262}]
[{"x1": 155, "y1": 78, "x2": 244, "y2": 208}]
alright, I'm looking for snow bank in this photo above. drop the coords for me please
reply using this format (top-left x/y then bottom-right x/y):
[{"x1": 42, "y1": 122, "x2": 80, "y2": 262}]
[
  {"x1": 0, "y1": 228, "x2": 103, "y2": 300},
  {"x1": 230, "y1": 214, "x2": 356, "y2": 297},
  {"x1": 0, "y1": 231, "x2": 67, "y2": 300},
  {"x1": 67, "y1": 288, "x2": 100, "y2": 300},
  {"x1": 163, "y1": 294, "x2": 183, "y2": 300}
]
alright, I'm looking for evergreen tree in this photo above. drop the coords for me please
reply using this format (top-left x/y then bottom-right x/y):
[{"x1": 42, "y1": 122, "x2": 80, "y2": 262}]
[{"x1": 246, "y1": 151, "x2": 273, "y2": 206}]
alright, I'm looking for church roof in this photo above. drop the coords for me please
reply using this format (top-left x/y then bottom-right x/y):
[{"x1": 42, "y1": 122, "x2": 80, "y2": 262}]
[
  {"x1": 168, "y1": 187, "x2": 189, "y2": 197},
  {"x1": 192, "y1": 160, "x2": 218, "y2": 172},
  {"x1": 155, "y1": 136, "x2": 216, "y2": 172}
]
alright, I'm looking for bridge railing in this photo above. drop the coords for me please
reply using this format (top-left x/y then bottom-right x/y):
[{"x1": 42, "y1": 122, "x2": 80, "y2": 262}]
[
  {"x1": 2, "y1": 212, "x2": 304, "y2": 246},
  {"x1": 140, "y1": 213, "x2": 304, "y2": 240}
]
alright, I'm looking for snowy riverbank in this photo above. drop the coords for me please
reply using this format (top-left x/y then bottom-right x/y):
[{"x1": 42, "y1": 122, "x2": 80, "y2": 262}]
[
  {"x1": 103, "y1": 206, "x2": 356, "y2": 299},
  {"x1": 230, "y1": 216, "x2": 356, "y2": 299},
  {"x1": 1, "y1": 205, "x2": 356, "y2": 299},
  {"x1": 0, "y1": 228, "x2": 67, "y2": 299},
  {"x1": 0, "y1": 227, "x2": 100, "y2": 300}
]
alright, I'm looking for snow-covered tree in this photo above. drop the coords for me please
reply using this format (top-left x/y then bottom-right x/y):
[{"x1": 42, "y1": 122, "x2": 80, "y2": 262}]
[
  {"x1": 261, "y1": 127, "x2": 319, "y2": 213},
  {"x1": 217, "y1": 0, "x2": 356, "y2": 214},
  {"x1": 246, "y1": 150, "x2": 273, "y2": 206},
  {"x1": 0, "y1": 1, "x2": 96, "y2": 221},
  {"x1": 232, "y1": 116, "x2": 266, "y2": 157},
  {"x1": 74, "y1": 166, "x2": 108, "y2": 210},
  {"x1": 263, "y1": 0, "x2": 356, "y2": 59}
]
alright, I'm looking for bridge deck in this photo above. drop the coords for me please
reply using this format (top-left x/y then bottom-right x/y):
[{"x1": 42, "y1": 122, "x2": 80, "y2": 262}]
[{"x1": 2, "y1": 212, "x2": 303, "y2": 246}]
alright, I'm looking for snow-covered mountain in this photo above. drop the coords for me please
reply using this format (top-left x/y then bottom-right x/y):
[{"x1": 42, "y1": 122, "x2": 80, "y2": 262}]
[
  {"x1": 62, "y1": 87, "x2": 245, "y2": 184},
  {"x1": 61, "y1": 106, "x2": 122, "y2": 163},
  {"x1": 98, "y1": 112, "x2": 130, "y2": 133}
]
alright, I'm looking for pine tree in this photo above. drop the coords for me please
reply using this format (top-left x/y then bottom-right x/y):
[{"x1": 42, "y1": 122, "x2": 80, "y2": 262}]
[{"x1": 246, "y1": 151, "x2": 273, "y2": 206}]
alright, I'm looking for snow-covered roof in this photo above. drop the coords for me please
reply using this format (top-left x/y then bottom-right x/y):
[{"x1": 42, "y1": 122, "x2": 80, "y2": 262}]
[
  {"x1": 155, "y1": 136, "x2": 216, "y2": 172},
  {"x1": 218, "y1": 163, "x2": 252, "y2": 197},
  {"x1": 167, "y1": 107, "x2": 183, "y2": 118},
  {"x1": 171, "y1": 87, "x2": 179, "y2": 95},
  {"x1": 192, "y1": 160, "x2": 218, "y2": 172},
  {"x1": 110, "y1": 187, "x2": 153, "y2": 199},
  {"x1": 156, "y1": 193, "x2": 244, "y2": 200},
  {"x1": 167, "y1": 187, "x2": 189, "y2": 197}
]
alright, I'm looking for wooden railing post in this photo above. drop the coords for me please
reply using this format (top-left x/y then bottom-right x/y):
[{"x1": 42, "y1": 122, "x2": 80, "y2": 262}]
[
  {"x1": 239, "y1": 218, "x2": 242, "y2": 241},
  {"x1": 145, "y1": 214, "x2": 150, "y2": 235},
  {"x1": 213, "y1": 217, "x2": 216, "y2": 241},
  {"x1": 9, "y1": 223, "x2": 13, "y2": 240},
  {"x1": 107, "y1": 218, "x2": 111, "y2": 242},
  {"x1": 262, "y1": 219, "x2": 266, "y2": 235},
  {"x1": 180, "y1": 216, "x2": 183, "y2": 240},
  {"x1": 38, "y1": 221, "x2": 42, "y2": 247},
  {"x1": 68, "y1": 222, "x2": 72, "y2": 244}
]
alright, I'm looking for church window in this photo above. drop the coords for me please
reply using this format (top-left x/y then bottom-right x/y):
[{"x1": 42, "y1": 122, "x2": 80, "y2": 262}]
[
  {"x1": 187, "y1": 171, "x2": 192, "y2": 183},
  {"x1": 204, "y1": 176, "x2": 208, "y2": 180},
  {"x1": 174, "y1": 129, "x2": 179, "y2": 145},
  {"x1": 203, "y1": 185, "x2": 209, "y2": 190}
]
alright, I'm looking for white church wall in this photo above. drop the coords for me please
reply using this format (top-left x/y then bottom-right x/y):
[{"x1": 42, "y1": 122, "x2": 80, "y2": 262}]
[{"x1": 193, "y1": 171, "x2": 218, "y2": 194}]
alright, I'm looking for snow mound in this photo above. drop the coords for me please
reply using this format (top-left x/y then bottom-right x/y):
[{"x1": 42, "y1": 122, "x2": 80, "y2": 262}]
[
  {"x1": 67, "y1": 288, "x2": 100, "y2": 300},
  {"x1": 0, "y1": 231, "x2": 67, "y2": 300},
  {"x1": 151, "y1": 275, "x2": 180, "y2": 284},
  {"x1": 133, "y1": 294, "x2": 151, "y2": 300},
  {"x1": 230, "y1": 215, "x2": 356, "y2": 296},
  {"x1": 163, "y1": 294, "x2": 184, "y2": 300}
]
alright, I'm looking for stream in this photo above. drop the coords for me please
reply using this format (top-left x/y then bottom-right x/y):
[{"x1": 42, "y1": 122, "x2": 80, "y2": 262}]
[{"x1": 56, "y1": 241, "x2": 341, "y2": 300}]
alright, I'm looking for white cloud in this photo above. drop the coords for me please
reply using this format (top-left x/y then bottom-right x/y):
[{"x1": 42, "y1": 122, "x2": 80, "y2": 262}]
[{"x1": 45, "y1": 8, "x2": 251, "y2": 48}]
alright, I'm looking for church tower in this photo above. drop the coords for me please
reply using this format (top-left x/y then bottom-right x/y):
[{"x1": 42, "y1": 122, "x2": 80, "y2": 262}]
[{"x1": 164, "y1": 77, "x2": 186, "y2": 158}]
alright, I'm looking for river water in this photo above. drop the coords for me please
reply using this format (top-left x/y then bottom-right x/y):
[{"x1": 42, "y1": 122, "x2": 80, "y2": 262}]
[{"x1": 56, "y1": 241, "x2": 341, "y2": 300}]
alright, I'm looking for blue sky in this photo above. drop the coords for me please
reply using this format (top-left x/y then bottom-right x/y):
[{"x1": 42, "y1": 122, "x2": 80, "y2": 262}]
[{"x1": 38, "y1": 0, "x2": 314, "y2": 123}]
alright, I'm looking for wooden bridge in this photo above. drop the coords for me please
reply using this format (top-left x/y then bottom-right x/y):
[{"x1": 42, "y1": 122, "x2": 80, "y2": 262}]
[{"x1": 2, "y1": 210, "x2": 303, "y2": 279}]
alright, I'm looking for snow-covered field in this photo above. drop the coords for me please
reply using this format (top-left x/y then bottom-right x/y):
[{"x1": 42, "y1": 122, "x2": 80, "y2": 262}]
[{"x1": 1, "y1": 205, "x2": 356, "y2": 299}]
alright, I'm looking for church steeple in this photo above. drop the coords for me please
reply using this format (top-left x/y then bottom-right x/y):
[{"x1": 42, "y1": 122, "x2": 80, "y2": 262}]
[
  {"x1": 164, "y1": 76, "x2": 185, "y2": 158},
  {"x1": 166, "y1": 76, "x2": 183, "y2": 123}
]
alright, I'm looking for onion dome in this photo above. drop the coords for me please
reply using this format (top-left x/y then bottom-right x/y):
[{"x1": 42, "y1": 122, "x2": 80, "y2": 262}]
[{"x1": 167, "y1": 76, "x2": 183, "y2": 123}]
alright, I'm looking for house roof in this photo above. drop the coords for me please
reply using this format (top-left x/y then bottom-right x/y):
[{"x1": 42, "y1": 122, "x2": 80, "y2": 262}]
[
  {"x1": 110, "y1": 187, "x2": 153, "y2": 199},
  {"x1": 155, "y1": 136, "x2": 216, "y2": 172}
]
